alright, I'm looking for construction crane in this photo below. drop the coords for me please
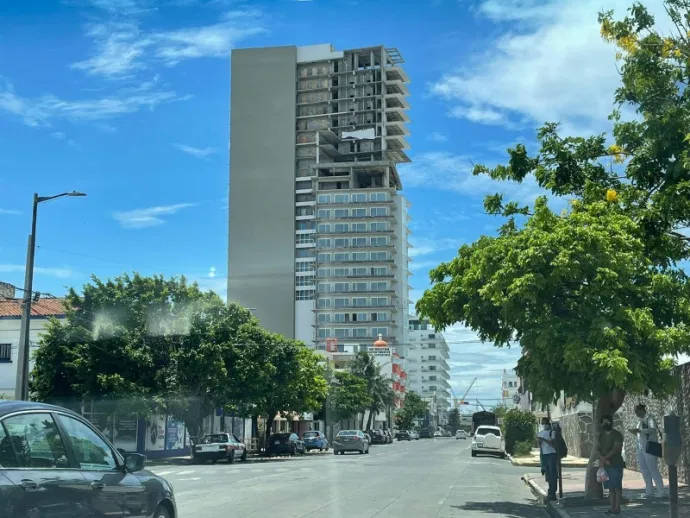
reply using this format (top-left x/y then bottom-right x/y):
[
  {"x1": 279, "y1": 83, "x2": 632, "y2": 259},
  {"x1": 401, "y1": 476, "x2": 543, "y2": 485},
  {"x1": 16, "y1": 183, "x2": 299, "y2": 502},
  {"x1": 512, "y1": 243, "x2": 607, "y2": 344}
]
[{"x1": 454, "y1": 377, "x2": 478, "y2": 408}]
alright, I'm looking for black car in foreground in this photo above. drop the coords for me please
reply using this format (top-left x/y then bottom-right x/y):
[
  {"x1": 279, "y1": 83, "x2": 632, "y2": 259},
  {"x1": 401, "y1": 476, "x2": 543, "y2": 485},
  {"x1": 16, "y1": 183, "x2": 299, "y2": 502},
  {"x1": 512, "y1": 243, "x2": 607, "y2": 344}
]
[
  {"x1": 267, "y1": 433, "x2": 305, "y2": 456},
  {"x1": 0, "y1": 400, "x2": 176, "y2": 518}
]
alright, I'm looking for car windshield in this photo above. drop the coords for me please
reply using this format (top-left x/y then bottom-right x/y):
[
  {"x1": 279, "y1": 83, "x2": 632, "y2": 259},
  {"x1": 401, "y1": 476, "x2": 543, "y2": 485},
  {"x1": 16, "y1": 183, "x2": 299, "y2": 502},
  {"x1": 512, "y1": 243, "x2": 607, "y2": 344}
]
[
  {"x1": 5, "y1": 0, "x2": 685, "y2": 515},
  {"x1": 201, "y1": 434, "x2": 228, "y2": 444}
]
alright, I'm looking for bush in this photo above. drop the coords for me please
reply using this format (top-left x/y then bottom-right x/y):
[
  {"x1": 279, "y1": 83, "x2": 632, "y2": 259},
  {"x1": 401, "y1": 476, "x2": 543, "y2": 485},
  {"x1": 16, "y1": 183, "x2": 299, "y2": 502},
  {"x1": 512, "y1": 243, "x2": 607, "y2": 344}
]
[
  {"x1": 513, "y1": 440, "x2": 533, "y2": 457},
  {"x1": 503, "y1": 408, "x2": 536, "y2": 455}
]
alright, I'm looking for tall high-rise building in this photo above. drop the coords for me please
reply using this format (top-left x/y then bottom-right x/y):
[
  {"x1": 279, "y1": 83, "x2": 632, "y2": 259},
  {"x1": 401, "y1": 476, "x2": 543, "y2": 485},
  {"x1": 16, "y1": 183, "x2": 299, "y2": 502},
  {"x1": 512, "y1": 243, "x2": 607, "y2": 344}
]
[{"x1": 229, "y1": 44, "x2": 410, "y2": 362}]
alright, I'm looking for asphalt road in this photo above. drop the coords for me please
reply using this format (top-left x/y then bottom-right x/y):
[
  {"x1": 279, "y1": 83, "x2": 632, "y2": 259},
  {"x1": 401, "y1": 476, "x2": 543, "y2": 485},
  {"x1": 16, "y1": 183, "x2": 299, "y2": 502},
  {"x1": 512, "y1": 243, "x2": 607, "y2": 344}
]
[{"x1": 149, "y1": 438, "x2": 548, "y2": 518}]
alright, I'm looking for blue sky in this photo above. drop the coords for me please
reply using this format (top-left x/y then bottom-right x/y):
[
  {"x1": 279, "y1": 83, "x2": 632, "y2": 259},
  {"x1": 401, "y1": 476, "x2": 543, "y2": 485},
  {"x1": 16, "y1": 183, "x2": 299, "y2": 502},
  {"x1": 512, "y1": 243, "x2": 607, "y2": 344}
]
[{"x1": 0, "y1": 0, "x2": 673, "y2": 405}]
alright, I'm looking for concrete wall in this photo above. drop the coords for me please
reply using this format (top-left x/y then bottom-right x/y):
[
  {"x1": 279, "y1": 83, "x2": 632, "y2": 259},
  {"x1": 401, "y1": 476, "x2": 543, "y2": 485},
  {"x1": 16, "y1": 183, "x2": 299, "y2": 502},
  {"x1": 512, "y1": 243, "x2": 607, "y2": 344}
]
[{"x1": 228, "y1": 46, "x2": 297, "y2": 338}]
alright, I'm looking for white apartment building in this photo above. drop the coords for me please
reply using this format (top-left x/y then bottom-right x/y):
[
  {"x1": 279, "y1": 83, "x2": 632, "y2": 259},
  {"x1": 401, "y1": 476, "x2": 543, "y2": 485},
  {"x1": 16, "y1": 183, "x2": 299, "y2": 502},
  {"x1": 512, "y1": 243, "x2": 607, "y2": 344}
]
[
  {"x1": 228, "y1": 44, "x2": 411, "y2": 364},
  {"x1": 404, "y1": 316, "x2": 451, "y2": 415},
  {"x1": 0, "y1": 295, "x2": 66, "y2": 398}
]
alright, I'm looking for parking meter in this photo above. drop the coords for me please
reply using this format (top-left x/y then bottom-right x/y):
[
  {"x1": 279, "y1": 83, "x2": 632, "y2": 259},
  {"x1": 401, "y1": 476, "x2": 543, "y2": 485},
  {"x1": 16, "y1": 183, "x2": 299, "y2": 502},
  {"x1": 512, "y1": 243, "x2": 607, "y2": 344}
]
[
  {"x1": 664, "y1": 414, "x2": 682, "y2": 518},
  {"x1": 663, "y1": 414, "x2": 681, "y2": 466}
]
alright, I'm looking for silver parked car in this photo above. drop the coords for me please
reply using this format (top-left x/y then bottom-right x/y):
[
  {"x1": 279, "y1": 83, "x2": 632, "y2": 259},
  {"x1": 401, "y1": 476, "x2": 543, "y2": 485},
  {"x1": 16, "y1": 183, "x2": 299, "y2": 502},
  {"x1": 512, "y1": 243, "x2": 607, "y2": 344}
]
[{"x1": 333, "y1": 430, "x2": 370, "y2": 455}]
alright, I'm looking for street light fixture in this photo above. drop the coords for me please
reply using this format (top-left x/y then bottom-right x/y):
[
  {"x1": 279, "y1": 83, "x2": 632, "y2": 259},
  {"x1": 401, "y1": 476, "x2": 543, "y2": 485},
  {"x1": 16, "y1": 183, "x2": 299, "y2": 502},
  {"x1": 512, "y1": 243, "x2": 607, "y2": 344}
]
[{"x1": 15, "y1": 191, "x2": 86, "y2": 401}]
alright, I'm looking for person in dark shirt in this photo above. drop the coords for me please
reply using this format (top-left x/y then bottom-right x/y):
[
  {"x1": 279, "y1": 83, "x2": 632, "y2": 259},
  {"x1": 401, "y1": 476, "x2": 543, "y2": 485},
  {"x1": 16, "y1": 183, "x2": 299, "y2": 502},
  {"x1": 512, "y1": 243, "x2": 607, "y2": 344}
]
[{"x1": 598, "y1": 414, "x2": 624, "y2": 514}]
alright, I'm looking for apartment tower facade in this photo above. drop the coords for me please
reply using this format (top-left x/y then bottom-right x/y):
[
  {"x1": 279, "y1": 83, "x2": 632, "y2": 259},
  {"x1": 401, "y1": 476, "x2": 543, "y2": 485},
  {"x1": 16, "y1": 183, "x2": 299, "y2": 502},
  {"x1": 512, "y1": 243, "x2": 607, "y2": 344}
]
[{"x1": 229, "y1": 44, "x2": 410, "y2": 361}]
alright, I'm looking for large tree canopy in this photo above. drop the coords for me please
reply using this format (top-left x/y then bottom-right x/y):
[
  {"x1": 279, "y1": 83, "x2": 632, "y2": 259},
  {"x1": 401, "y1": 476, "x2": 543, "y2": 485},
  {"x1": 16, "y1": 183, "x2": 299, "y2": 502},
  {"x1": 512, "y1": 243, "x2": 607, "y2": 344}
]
[{"x1": 31, "y1": 273, "x2": 327, "y2": 439}]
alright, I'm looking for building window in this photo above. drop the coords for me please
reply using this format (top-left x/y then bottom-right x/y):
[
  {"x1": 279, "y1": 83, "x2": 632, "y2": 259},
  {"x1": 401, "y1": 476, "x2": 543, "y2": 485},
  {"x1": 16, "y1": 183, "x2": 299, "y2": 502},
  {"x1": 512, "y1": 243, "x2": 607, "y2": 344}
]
[
  {"x1": 295, "y1": 276, "x2": 314, "y2": 286},
  {"x1": 371, "y1": 207, "x2": 388, "y2": 216},
  {"x1": 371, "y1": 297, "x2": 388, "y2": 306},
  {"x1": 295, "y1": 291, "x2": 314, "y2": 300},
  {"x1": 334, "y1": 268, "x2": 347, "y2": 277},
  {"x1": 334, "y1": 283, "x2": 349, "y2": 292},
  {"x1": 371, "y1": 281, "x2": 387, "y2": 291},
  {"x1": 352, "y1": 252, "x2": 368, "y2": 261},
  {"x1": 334, "y1": 253, "x2": 349, "y2": 262},
  {"x1": 371, "y1": 236, "x2": 388, "y2": 246},
  {"x1": 373, "y1": 267, "x2": 387, "y2": 276},
  {"x1": 370, "y1": 192, "x2": 388, "y2": 202},
  {"x1": 334, "y1": 208, "x2": 349, "y2": 218},
  {"x1": 0, "y1": 343, "x2": 10, "y2": 362},
  {"x1": 317, "y1": 209, "x2": 330, "y2": 219},
  {"x1": 317, "y1": 267, "x2": 330, "y2": 277},
  {"x1": 317, "y1": 238, "x2": 331, "y2": 249},
  {"x1": 318, "y1": 314, "x2": 330, "y2": 324},
  {"x1": 334, "y1": 194, "x2": 349, "y2": 203},
  {"x1": 372, "y1": 327, "x2": 388, "y2": 337},
  {"x1": 334, "y1": 313, "x2": 346, "y2": 323},
  {"x1": 371, "y1": 251, "x2": 387, "y2": 261},
  {"x1": 426, "y1": 343, "x2": 436, "y2": 348},
  {"x1": 370, "y1": 222, "x2": 388, "y2": 232},
  {"x1": 318, "y1": 194, "x2": 330, "y2": 203},
  {"x1": 352, "y1": 267, "x2": 367, "y2": 276},
  {"x1": 353, "y1": 282, "x2": 368, "y2": 292},
  {"x1": 334, "y1": 298, "x2": 349, "y2": 308},
  {"x1": 334, "y1": 238, "x2": 349, "y2": 248},
  {"x1": 354, "y1": 328, "x2": 367, "y2": 338},
  {"x1": 317, "y1": 298, "x2": 331, "y2": 308},
  {"x1": 317, "y1": 224, "x2": 330, "y2": 233},
  {"x1": 296, "y1": 221, "x2": 315, "y2": 230},
  {"x1": 318, "y1": 328, "x2": 332, "y2": 338},
  {"x1": 428, "y1": 355, "x2": 437, "y2": 361},
  {"x1": 353, "y1": 297, "x2": 367, "y2": 307},
  {"x1": 296, "y1": 249, "x2": 315, "y2": 258},
  {"x1": 352, "y1": 208, "x2": 366, "y2": 217},
  {"x1": 352, "y1": 223, "x2": 366, "y2": 232},
  {"x1": 334, "y1": 223, "x2": 348, "y2": 233},
  {"x1": 317, "y1": 253, "x2": 330, "y2": 263},
  {"x1": 352, "y1": 237, "x2": 367, "y2": 247},
  {"x1": 334, "y1": 329, "x2": 350, "y2": 338}
]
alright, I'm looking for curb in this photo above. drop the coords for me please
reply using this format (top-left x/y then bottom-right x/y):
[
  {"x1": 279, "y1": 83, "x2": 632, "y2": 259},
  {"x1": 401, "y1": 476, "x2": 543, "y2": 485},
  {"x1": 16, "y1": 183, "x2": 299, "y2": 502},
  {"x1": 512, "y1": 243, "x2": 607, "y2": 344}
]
[
  {"x1": 522, "y1": 474, "x2": 570, "y2": 518},
  {"x1": 509, "y1": 453, "x2": 588, "y2": 468}
]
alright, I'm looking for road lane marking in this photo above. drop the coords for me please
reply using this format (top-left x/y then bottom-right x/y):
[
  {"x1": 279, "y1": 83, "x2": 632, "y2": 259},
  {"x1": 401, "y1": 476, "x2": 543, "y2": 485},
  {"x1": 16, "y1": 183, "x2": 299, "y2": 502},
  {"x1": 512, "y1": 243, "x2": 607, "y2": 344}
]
[{"x1": 175, "y1": 470, "x2": 195, "y2": 475}]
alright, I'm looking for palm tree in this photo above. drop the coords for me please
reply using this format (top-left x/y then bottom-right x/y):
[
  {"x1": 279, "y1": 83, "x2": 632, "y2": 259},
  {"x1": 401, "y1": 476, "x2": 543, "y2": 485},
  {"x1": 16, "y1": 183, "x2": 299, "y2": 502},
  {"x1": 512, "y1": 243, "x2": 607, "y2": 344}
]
[{"x1": 350, "y1": 352, "x2": 394, "y2": 430}]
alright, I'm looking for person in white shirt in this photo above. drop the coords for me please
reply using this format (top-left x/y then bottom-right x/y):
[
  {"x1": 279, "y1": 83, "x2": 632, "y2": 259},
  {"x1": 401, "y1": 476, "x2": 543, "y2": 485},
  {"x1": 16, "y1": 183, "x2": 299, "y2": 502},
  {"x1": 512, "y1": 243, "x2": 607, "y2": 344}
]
[
  {"x1": 537, "y1": 417, "x2": 558, "y2": 500},
  {"x1": 628, "y1": 404, "x2": 665, "y2": 498}
]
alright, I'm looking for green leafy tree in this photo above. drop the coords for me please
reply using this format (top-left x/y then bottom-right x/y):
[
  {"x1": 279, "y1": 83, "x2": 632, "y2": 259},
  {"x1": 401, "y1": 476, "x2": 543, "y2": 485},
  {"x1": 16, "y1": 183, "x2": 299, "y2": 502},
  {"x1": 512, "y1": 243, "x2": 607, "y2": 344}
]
[
  {"x1": 492, "y1": 405, "x2": 508, "y2": 421},
  {"x1": 503, "y1": 409, "x2": 536, "y2": 455},
  {"x1": 395, "y1": 391, "x2": 428, "y2": 431},
  {"x1": 418, "y1": 0, "x2": 690, "y2": 496},
  {"x1": 228, "y1": 324, "x2": 328, "y2": 446},
  {"x1": 326, "y1": 371, "x2": 372, "y2": 423},
  {"x1": 446, "y1": 408, "x2": 461, "y2": 434}
]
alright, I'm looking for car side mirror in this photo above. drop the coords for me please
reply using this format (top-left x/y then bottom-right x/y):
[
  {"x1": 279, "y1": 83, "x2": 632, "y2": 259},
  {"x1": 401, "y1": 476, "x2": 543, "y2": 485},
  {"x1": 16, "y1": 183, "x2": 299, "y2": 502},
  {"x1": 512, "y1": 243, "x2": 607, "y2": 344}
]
[{"x1": 124, "y1": 453, "x2": 146, "y2": 472}]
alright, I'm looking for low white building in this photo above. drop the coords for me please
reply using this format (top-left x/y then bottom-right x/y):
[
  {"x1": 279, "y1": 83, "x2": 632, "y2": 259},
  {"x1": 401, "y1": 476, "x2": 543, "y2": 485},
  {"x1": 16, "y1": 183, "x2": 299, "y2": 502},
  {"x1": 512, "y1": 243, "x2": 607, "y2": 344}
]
[
  {"x1": 501, "y1": 368, "x2": 521, "y2": 409},
  {"x1": 0, "y1": 296, "x2": 66, "y2": 399}
]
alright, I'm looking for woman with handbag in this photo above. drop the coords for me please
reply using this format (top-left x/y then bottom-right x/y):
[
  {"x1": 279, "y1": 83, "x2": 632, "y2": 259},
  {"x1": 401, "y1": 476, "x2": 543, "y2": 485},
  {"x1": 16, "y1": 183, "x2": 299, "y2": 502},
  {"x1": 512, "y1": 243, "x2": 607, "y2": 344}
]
[{"x1": 628, "y1": 403, "x2": 665, "y2": 499}]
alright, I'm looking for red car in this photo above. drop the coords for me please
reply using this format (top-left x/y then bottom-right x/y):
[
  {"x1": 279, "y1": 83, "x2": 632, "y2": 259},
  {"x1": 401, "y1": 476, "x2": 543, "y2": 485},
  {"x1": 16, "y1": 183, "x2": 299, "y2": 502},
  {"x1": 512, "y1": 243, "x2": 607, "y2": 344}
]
[{"x1": 193, "y1": 433, "x2": 248, "y2": 463}]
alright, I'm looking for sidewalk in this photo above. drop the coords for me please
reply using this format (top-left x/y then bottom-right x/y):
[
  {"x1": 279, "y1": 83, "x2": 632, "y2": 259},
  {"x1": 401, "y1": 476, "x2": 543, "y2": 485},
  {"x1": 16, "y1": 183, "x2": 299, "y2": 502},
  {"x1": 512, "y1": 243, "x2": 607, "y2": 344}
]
[
  {"x1": 524, "y1": 467, "x2": 689, "y2": 517},
  {"x1": 509, "y1": 448, "x2": 588, "y2": 468}
]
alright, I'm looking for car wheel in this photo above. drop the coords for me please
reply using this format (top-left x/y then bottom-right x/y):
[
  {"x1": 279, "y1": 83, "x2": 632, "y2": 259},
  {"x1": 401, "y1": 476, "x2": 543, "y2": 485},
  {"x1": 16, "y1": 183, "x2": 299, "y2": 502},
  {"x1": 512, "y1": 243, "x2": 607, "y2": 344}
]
[
  {"x1": 500, "y1": 452, "x2": 506, "y2": 459},
  {"x1": 471, "y1": 451, "x2": 477, "y2": 457},
  {"x1": 228, "y1": 450, "x2": 235, "y2": 464},
  {"x1": 241, "y1": 449, "x2": 248, "y2": 461},
  {"x1": 211, "y1": 459, "x2": 217, "y2": 464},
  {"x1": 153, "y1": 504, "x2": 172, "y2": 518},
  {"x1": 333, "y1": 449, "x2": 338, "y2": 455}
]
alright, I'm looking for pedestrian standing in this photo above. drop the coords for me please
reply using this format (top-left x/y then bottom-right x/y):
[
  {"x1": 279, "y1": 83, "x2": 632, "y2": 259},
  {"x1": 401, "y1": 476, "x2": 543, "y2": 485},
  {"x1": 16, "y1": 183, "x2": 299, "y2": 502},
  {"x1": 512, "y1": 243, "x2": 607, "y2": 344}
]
[
  {"x1": 537, "y1": 417, "x2": 558, "y2": 501},
  {"x1": 598, "y1": 414, "x2": 624, "y2": 515},
  {"x1": 628, "y1": 403, "x2": 665, "y2": 498}
]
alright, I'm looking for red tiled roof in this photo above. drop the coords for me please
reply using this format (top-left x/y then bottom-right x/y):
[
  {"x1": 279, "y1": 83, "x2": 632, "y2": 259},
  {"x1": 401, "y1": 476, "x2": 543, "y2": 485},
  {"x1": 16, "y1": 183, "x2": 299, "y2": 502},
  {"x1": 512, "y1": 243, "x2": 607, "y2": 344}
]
[{"x1": 0, "y1": 298, "x2": 66, "y2": 318}]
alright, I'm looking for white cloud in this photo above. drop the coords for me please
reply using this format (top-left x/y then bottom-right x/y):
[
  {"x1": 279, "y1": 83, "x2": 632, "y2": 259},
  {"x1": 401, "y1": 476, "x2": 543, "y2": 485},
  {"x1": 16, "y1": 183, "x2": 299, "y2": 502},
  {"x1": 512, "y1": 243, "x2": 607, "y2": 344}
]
[
  {"x1": 0, "y1": 264, "x2": 73, "y2": 278},
  {"x1": 430, "y1": 0, "x2": 669, "y2": 135},
  {"x1": 208, "y1": 266, "x2": 216, "y2": 278},
  {"x1": 400, "y1": 151, "x2": 545, "y2": 203},
  {"x1": 174, "y1": 143, "x2": 217, "y2": 158},
  {"x1": 0, "y1": 78, "x2": 184, "y2": 127},
  {"x1": 113, "y1": 202, "x2": 196, "y2": 228},
  {"x1": 73, "y1": 11, "x2": 265, "y2": 77},
  {"x1": 408, "y1": 236, "x2": 459, "y2": 258},
  {"x1": 427, "y1": 131, "x2": 448, "y2": 143},
  {"x1": 0, "y1": 208, "x2": 21, "y2": 215}
]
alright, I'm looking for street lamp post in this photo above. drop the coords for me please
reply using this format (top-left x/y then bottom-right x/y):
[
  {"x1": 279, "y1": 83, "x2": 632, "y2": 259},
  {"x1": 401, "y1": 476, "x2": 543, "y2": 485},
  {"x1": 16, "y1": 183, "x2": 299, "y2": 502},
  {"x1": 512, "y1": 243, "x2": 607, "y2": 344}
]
[{"x1": 15, "y1": 191, "x2": 86, "y2": 401}]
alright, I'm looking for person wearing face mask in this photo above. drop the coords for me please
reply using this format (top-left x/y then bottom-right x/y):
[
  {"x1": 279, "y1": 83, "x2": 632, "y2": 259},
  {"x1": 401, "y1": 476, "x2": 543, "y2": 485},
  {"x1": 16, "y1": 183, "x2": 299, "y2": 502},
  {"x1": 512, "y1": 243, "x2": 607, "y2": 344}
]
[
  {"x1": 628, "y1": 403, "x2": 665, "y2": 499},
  {"x1": 598, "y1": 415, "x2": 624, "y2": 515},
  {"x1": 537, "y1": 417, "x2": 558, "y2": 501}
]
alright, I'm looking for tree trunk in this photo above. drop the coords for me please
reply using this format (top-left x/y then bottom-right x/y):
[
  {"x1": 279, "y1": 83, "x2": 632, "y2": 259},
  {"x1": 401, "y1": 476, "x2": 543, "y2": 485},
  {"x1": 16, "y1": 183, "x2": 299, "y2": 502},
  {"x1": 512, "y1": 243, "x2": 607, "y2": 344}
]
[{"x1": 584, "y1": 390, "x2": 626, "y2": 499}]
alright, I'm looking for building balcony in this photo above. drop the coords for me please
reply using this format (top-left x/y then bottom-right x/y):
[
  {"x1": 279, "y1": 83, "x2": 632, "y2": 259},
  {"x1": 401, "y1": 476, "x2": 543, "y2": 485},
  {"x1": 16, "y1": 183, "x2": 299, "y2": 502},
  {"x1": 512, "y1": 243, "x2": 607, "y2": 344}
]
[
  {"x1": 384, "y1": 66, "x2": 409, "y2": 83},
  {"x1": 317, "y1": 289, "x2": 397, "y2": 296}
]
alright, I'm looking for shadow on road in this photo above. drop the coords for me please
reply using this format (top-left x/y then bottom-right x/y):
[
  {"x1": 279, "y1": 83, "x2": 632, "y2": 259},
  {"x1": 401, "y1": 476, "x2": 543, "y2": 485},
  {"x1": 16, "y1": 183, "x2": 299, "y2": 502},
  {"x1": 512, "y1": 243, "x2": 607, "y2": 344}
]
[{"x1": 450, "y1": 501, "x2": 546, "y2": 517}]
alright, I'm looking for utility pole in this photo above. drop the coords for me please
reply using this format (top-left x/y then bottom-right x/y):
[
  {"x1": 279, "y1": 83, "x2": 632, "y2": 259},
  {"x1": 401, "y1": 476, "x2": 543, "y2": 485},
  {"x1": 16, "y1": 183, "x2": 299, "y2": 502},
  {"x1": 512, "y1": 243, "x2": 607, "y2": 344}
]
[{"x1": 15, "y1": 191, "x2": 86, "y2": 400}]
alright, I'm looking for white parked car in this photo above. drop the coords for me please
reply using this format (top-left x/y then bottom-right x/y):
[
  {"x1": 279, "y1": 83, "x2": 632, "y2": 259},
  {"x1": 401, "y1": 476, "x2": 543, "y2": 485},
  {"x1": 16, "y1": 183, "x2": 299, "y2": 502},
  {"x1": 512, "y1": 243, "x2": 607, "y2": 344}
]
[
  {"x1": 471, "y1": 425, "x2": 505, "y2": 458},
  {"x1": 408, "y1": 430, "x2": 419, "y2": 440},
  {"x1": 455, "y1": 429, "x2": 467, "y2": 440},
  {"x1": 433, "y1": 430, "x2": 443, "y2": 438}
]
